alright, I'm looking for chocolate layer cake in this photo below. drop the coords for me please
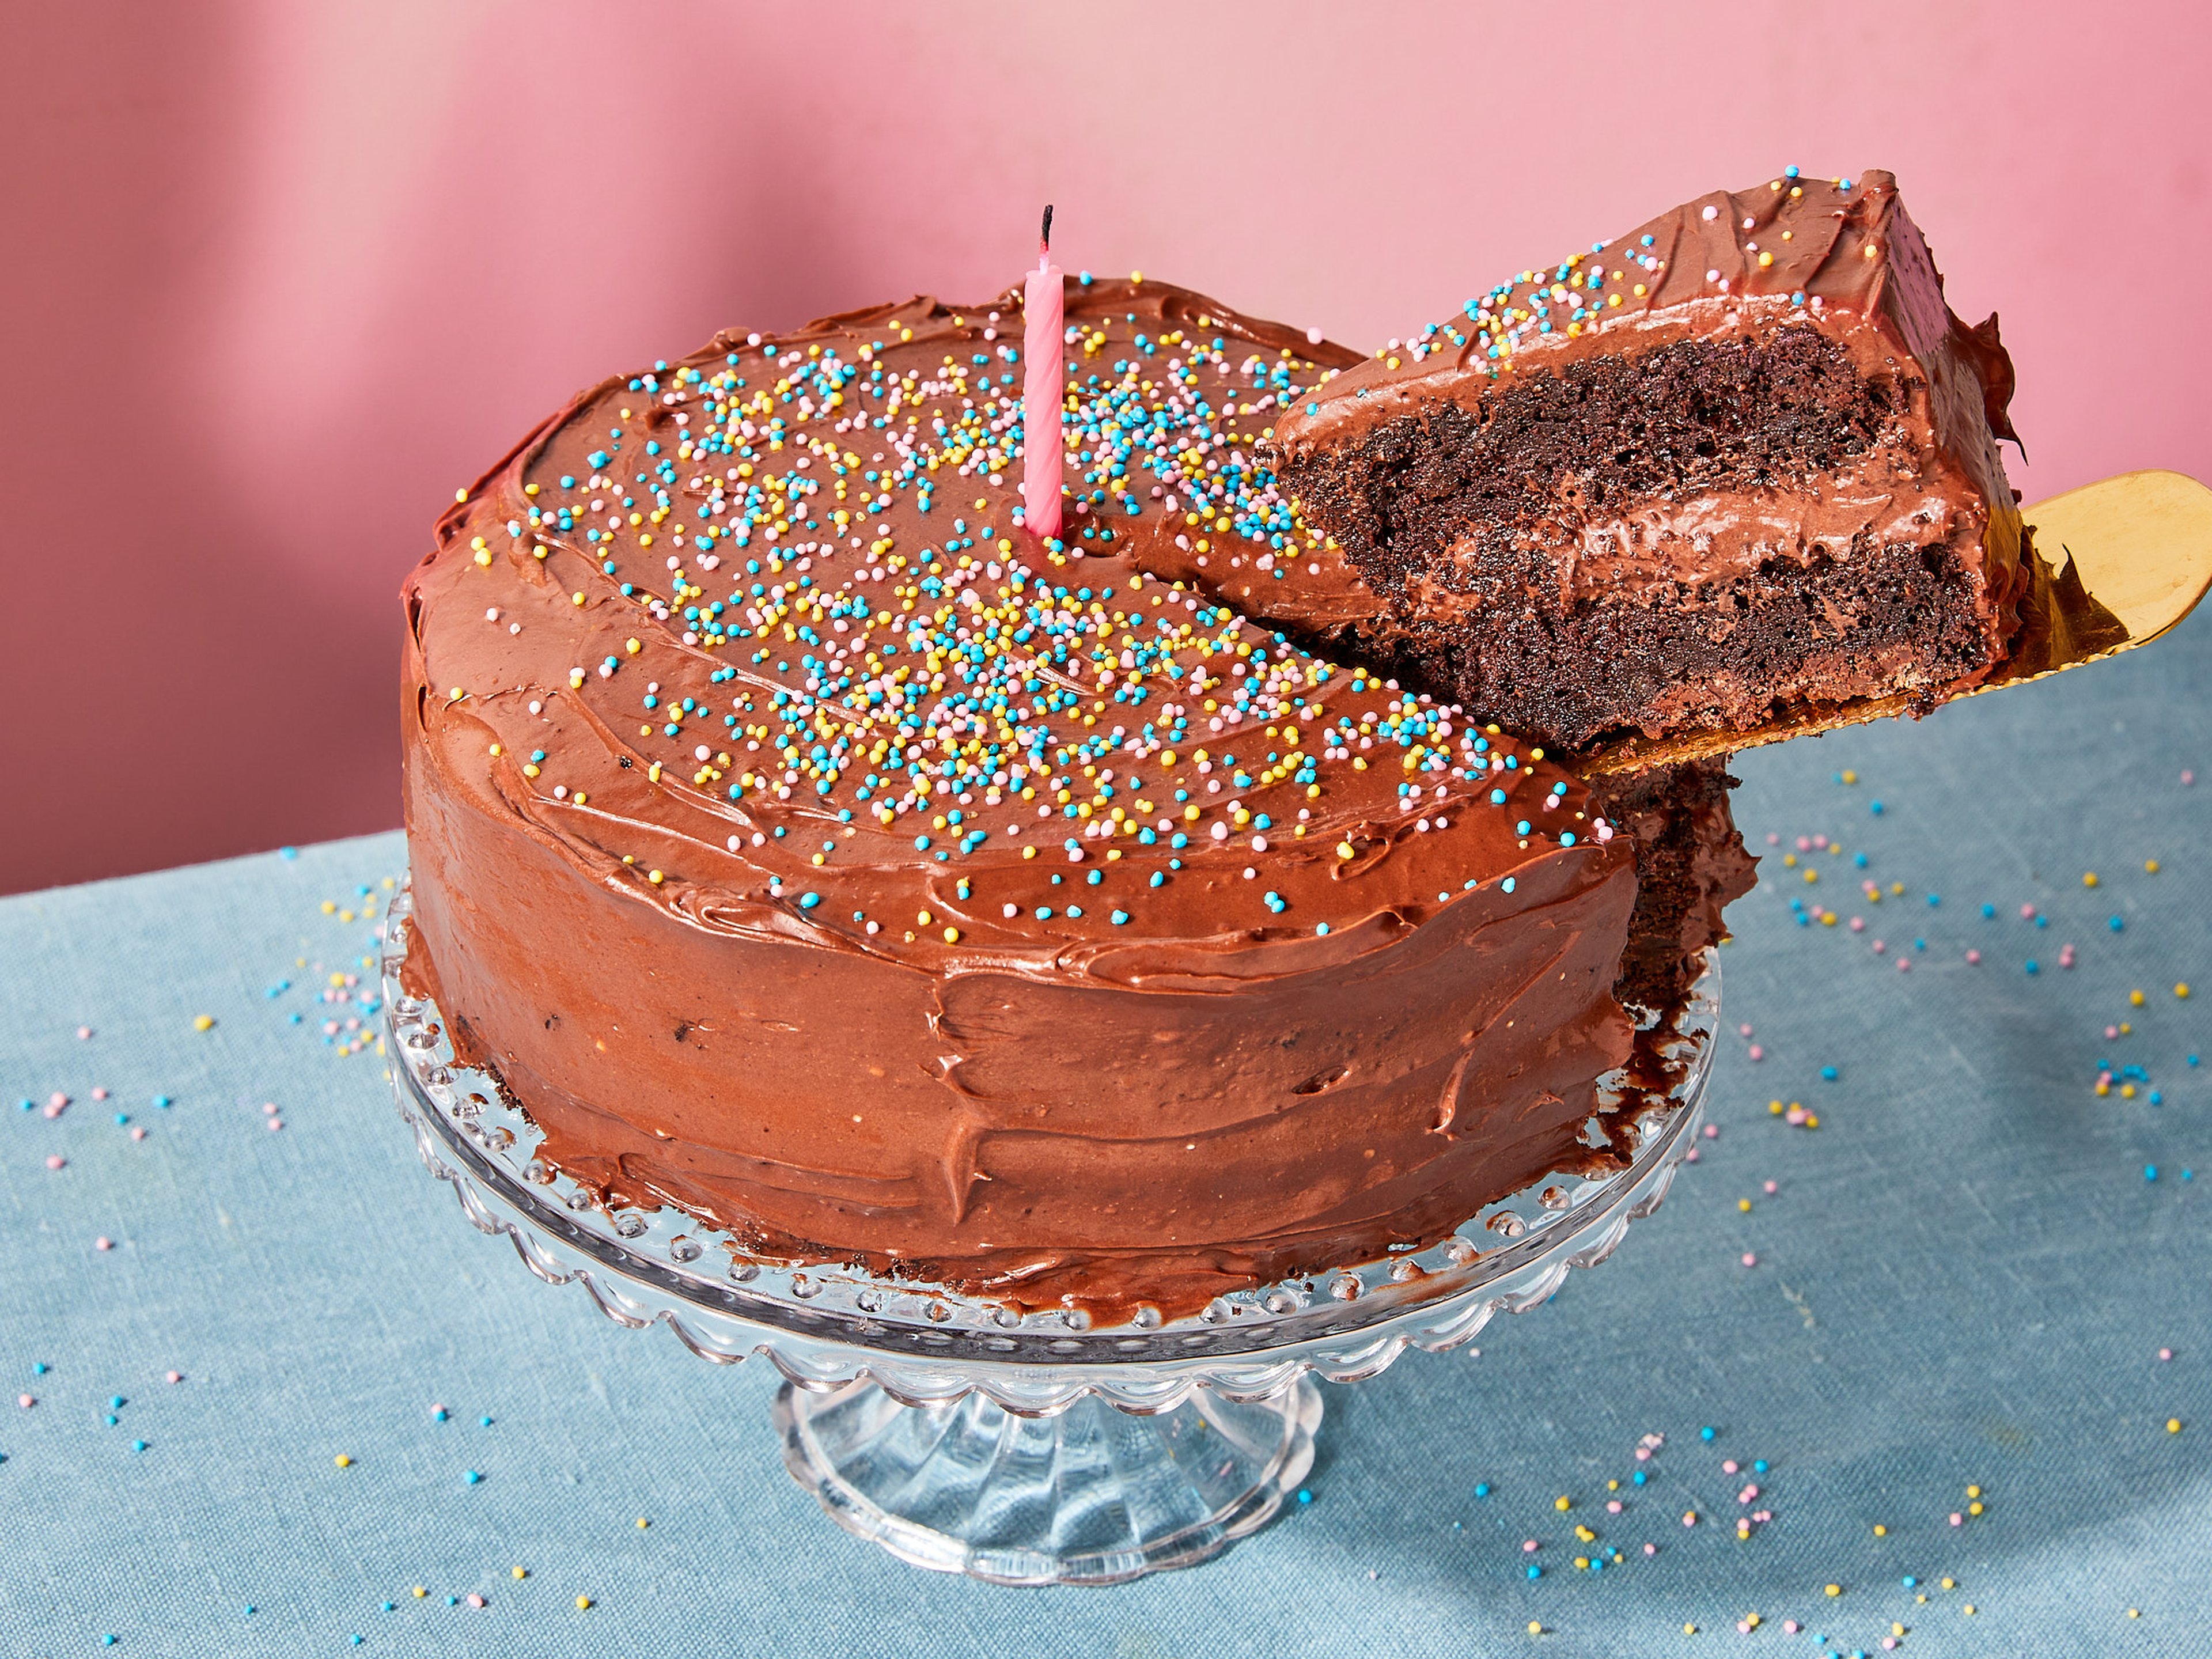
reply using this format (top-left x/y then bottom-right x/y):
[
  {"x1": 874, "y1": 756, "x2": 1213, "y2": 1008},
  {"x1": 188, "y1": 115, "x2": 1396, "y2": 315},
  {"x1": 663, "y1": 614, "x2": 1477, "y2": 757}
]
[
  {"x1": 402, "y1": 278, "x2": 1751, "y2": 1323},
  {"x1": 1146, "y1": 170, "x2": 2030, "y2": 752}
]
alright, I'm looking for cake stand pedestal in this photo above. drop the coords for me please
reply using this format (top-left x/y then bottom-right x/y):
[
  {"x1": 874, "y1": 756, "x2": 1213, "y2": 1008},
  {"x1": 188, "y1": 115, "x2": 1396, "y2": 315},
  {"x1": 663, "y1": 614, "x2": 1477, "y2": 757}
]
[{"x1": 380, "y1": 887, "x2": 1713, "y2": 1585}]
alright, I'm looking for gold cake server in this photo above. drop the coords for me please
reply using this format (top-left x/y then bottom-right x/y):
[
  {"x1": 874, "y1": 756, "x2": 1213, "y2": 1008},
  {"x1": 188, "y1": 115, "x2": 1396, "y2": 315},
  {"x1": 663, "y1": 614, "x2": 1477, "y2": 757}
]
[{"x1": 1581, "y1": 469, "x2": 2212, "y2": 775}]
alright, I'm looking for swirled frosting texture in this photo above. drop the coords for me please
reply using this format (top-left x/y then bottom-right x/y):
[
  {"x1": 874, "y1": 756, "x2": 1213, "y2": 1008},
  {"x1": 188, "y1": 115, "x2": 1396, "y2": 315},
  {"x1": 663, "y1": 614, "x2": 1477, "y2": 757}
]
[{"x1": 402, "y1": 279, "x2": 1666, "y2": 1320}]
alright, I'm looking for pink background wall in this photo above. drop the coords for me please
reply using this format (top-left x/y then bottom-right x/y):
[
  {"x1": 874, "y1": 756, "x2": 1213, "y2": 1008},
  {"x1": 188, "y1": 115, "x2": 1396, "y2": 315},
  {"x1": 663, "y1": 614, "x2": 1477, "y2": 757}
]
[{"x1": 6, "y1": 0, "x2": 2208, "y2": 894}]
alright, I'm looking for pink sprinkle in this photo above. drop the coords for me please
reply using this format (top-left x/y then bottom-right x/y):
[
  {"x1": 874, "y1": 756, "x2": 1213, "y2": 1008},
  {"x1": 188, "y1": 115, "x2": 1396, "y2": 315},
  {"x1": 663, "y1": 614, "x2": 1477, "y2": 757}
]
[
  {"x1": 95, "y1": 1237, "x2": 112, "y2": 1251},
  {"x1": 1607, "y1": 1499, "x2": 1623, "y2": 1514},
  {"x1": 76, "y1": 1026, "x2": 92, "y2": 1040},
  {"x1": 1752, "y1": 1509, "x2": 1771, "y2": 1522},
  {"x1": 165, "y1": 1371, "x2": 183, "y2": 1384},
  {"x1": 266, "y1": 1118, "x2": 284, "y2": 1132},
  {"x1": 1635, "y1": 1447, "x2": 1652, "y2": 1461},
  {"x1": 1763, "y1": 1180, "x2": 1778, "y2": 1195},
  {"x1": 1785, "y1": 1105, "x2": 1807, "y2": 1124},
  {"x1": 1738, "y1": 1023, "x2": 1753, "y2": 1037},
  {"x1": 1747, "y1": 1045, "x2": 1764, "y2": 1061},
  {"x1": 44, "y1": 1156, "x2": 64, "y2": 1171},
  {"x1": 2107, "y1": 1027, "x2": 2121, "y2": 1040},
  {"x1": 262, "y1": 1102, "x2": 279, "y2": 1116},
  {"x1": 1683, "y1": 1512, "x2": 1698, "y2": 1528},
  {"x1": 1950, "y1": 1511, "x2": 1964, "y2": 1526},
  {"x1": 1738, "y1": 1622, "x2": 1752, "y2": 1635},
  {"x1": 43, "y1": 1103, "x2": 64, "y2": 1120},
  {"x1": 1897, "y1": 959, "x2": 1911, "y2": 973},
  {"x1": 2160, "y1": 1348, "x2": 2174, "y2": 1361},
  {"x1": 47, "y1": 1092, "x2": 67, "y2": 1110},
  {"x1": 1783, "y1": 1621, "x2": 1800, "y2": 1635},
  {"x1": 1684, "y1": 1148, "x2": 1700, "y2": 1163},
  {"x1": 1766, "y1": 833, "x2": 1781, "y2": 845},
  {"x1": 90, "y1": 1087, "x2": 108, "y2": 1102},
  {"x1": 467, "y1": 1593, "x2": 486, "y2": 1608},
  {"x1": 130, "y1": 1127, "x2": 146, "y2": 1141},
  {"x1": 1741, "y1": 1253, "x2": 1758, "y2": 1268},
  {"x1": 1796, "y1": 836, "x2": 1812, "y2": 852},
  {"x1": 1850, "y1": 916, "x2": 1866, "y2": 933},
  {"x1": 1703, "y1": 1124, "x2": 1720, "y2": 1139},
  {"x1": 1523, "y1": 1539, "x2": 1539, "y2": 1552},
  {"x1": 1723, "y1": 1460, "x2": 1738, "y2": 1474},
  {"x1": 1966, "y1": 949, "x2": 1982, "y2": 964},
  {"x1": 1872, "y1": 940, "x2": 1886, "y2": 955},
  {"x1": 2184, "y1": 770, "x2": 2195, "y2": 786},
  {"x1": 1883, "y1": 1640, "x2": 1897, "y2": 1652},
  {"x1": 1643, "y1": 1542, "x2": 1657, "y2": 1555},
  {"x1": 17, "y1": 1395, "x2": 33, "y2": 1410},
  {"x1": 1738, "y1": 1484, "x2": 1759, "y2": 1503},
  {"x1": 430, "y1": 1403, "x2": 447, "y2": 1416},
  {"x1": 2021, "y1": 904, "x2": 2037, "y2": 919}
]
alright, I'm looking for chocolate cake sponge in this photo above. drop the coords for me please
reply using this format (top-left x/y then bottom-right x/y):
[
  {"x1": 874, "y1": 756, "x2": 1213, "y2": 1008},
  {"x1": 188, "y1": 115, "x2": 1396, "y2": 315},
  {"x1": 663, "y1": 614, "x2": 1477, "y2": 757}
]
[{"x1": 1183, "y1": 170, "x2": 2031, "y2": 752}]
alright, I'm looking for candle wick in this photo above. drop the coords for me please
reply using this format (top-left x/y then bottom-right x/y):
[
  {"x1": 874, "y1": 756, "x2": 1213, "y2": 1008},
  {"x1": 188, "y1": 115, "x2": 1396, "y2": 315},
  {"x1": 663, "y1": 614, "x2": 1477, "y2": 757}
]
[{"x1": 1039, "y1": 203, "x2": 1054, "y2": 264}]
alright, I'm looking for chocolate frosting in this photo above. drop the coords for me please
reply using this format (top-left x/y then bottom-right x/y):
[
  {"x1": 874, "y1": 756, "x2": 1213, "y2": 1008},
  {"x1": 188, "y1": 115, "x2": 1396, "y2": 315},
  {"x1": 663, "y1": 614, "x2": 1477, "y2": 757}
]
[{"x1": 402, "y1": 278, "x2": 1680, "y2": 1320}]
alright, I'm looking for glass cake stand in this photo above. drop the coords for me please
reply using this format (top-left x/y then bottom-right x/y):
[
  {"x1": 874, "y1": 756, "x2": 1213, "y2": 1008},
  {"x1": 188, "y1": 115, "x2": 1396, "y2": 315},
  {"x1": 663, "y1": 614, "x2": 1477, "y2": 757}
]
[{"x1": 379, "y1": 887, "x2": 1716, "y2": 1586}]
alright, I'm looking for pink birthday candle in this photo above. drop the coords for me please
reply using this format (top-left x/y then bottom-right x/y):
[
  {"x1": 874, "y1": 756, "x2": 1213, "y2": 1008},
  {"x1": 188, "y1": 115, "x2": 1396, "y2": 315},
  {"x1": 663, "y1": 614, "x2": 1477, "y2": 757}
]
[{"x1": 1022, "y1": 206, "x2": 1063, "y2": 542}]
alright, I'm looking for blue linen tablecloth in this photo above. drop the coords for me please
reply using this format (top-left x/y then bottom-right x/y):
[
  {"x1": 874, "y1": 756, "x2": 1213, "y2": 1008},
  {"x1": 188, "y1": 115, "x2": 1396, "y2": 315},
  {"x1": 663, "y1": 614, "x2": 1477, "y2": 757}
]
[{"x1": 6, "y1": 607, "x2": 2210, "y2": 1658}]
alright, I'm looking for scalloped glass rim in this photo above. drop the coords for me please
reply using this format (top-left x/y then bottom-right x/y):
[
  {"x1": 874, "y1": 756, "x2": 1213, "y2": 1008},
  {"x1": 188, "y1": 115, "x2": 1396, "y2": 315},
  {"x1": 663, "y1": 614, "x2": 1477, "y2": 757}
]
[{"x1": 382, "y1": 884, "x2": 1714, "y2": 1411}]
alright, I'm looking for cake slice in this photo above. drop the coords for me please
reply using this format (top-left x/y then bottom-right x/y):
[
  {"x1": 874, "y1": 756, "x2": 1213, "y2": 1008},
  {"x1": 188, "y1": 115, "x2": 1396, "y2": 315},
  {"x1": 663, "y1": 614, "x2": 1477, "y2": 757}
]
[{"x1": 1185, "y1": 170, "x2": 2032, "y2": 752}]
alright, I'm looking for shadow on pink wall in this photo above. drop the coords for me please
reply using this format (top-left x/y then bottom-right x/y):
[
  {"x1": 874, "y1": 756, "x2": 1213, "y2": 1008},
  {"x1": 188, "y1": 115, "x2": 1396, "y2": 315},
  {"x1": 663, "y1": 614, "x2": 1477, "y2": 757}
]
[{"x1": 5, "y1": 0, "x2": 2207, "y2": 894}]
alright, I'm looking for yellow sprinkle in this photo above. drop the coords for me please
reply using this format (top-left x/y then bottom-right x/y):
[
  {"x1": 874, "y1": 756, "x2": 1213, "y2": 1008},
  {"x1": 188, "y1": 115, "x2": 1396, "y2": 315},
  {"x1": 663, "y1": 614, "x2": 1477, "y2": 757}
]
[
  {"x1": 1770, "y1": 1100, "x2": 1783, "y2": 1114},
  {"x1": 2130, "y1": 1608, "x2": 2141, "y2": 1618},
  {"x1": 334, "y1": 1455, "x2": 351, "y2": 1468},
  {"x1": 2131, "y1": 989, "x2": 2147, "y2": 1006},
  {"x1": 455, "y1": 488, "x2": 469, "y2": 502},
  {"x1": 916, "y1": 910, "x2": 931, "y2": 926},
  {"x1": 635, "y1": 1518, "x2": 649, "y2": 1529},
  {"x1": 1555, "y1": 1496, "x2": 1571, "y2": 1512},
  {"x1": 943, "y1": 927, "x2": 960, "y2": 945},
  {"x1": 1967, "y1": 1484, "x2": 1980, "y2": 1497},
  {"x1": 2178, "y1": 983, "x2": 2192, "y2": 999},
  {"x1": 1941, "y1": 1578, "x2": 1956, "y2": 1590},
  {"x1": 2084, "y1": 872, "x2": 2100, "y2": 887},
  {"x1": 1527, "y1": 1620, "x2": 1542, "y2": 1635},
  {"x1": 1968, "y1": 1501, "x2": 1984, "y2": 1515},
  {"x1": 576, "y1": 1595, "x2": 593, "y2": 1609},
  {"x1": 1841, "y1": 770, "x2": 1857, "y2": 784},
  {"x1": 2169, "y1": 1418, "x2": 2184, "y2": 1433},
  {"x1": 1825, "y1": 1584, "x2": 1842, "y2": 1598},
  {"x1": 1872, "y1": 1524, "x2": 1886, "y2": 1536},
  {"x1": 512, "y1": 1566, "x2": 527, "y2": 1580},
  {"x1": 1964, "y1": 1605, "x2": 1976, "y2": 1616},
  {"x1": 411, "y1": 1587, "x2": 426, "y2": 1599},
  {"x1": 2146, "y1": 859, "x2": 2161, "y2": 873},
  {"x1": 1684, "y1": 1624, "x2": 1696, "y2": 1635},
  {"x1": 1738, "y1": 1198, "x2": 1753, "y2": 1212},
  {"x1": 648, "y1": 870, "x2": 664, "y2": 885},
  {"x1": 571, "y1": 591, "x2": 586, "y2": 606},
  {"x1": 321, "y1": 900, "x2": 337, "y2": 915},
  {"x1": 192, "y1": 1015, "x2": 214, "y2": 1033}
]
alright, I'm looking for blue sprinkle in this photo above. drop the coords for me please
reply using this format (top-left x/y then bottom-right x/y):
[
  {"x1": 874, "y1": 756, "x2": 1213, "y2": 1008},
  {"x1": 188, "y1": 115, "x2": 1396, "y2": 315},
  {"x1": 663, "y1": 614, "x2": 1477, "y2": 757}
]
[
  {"x1": 1474, "y1": 1482, "x2": 1491, "y2": 1498},
  {"x1": 1501, "y1": 877, "x2": 1515, "y2": 895},
  {"x1": 2146, "y1": 1165, "x2": 2160, "y2": 1181},
  {"x1": 279, "y1": 846, "x2": 298, "y2": 859},
  {"x1": 1297, "y1": 1488, "x2": 1313, "y2": 1505},
  {"x1": 1821, "y1": 1066, "x2": 1838, "y2": 1082},
  {"x1": 464, "y1": 1469, "x2": 483, "y2": 1484},
  {"x1": 798, "y1": 893, "x2": 820, "y2": 910},
  {"x1": 1752, "y1": 1459, "x2": 1768, "y2": 1472},
  {"x1": 1516, "y1": 820, "x2": 1531, "y2": 835},
  {"x1": 1490, "y1": 789, "x2": 1506, "y2": 805},
  {"x1": 1869, "y1": 800, "x2": 1884, "y2": 815},
  {"x1": 1982, "y1": 903, "x2": 1997, "y2": 918},
  {"x1": 1316, "y1": 923, "x2": 1330, "y2": 936},
  {"x1": 2111, "y1": 916, "x2": 2126, "y2": 932},
  {"x1": 1527, "y1": 1565, "x2": 1541, "y2": 1580},
  {"x1": 1700, "y1": 1426, "x2": 1717, "y2": 1441},
  {"x1": 2026, "y1": 960, "x2": 2040, "y2": 975},
  {"x1": 1927, "y1": 893, "x2": 1941, "y2": 907},
  {"x1": 1633, "y1": 1469, "x2": 1646, "y2": 1485}
]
